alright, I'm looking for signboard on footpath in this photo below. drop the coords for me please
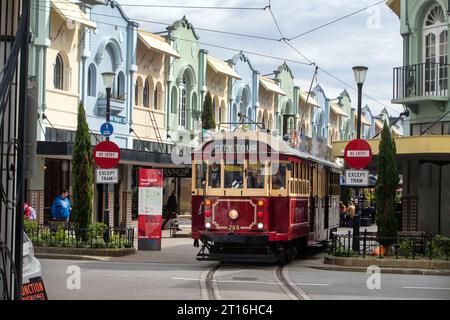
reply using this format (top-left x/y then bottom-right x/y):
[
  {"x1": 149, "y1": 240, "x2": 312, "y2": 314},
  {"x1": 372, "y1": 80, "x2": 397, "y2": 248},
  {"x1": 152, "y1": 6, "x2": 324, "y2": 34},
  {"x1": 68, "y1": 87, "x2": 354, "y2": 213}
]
[{"x1": 138, "y1": 169, "x2": 163, "y2": 251}]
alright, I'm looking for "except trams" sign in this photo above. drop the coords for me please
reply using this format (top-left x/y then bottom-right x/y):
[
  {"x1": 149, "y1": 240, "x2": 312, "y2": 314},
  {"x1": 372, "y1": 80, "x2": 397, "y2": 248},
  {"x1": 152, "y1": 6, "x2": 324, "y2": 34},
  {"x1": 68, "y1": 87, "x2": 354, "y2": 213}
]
[
  {"x1": 96, "y1": 168, "x2": 118, "y2": 184},
  {"x1": 345, "y1": 170, "x2": 369, "y2": 187}
]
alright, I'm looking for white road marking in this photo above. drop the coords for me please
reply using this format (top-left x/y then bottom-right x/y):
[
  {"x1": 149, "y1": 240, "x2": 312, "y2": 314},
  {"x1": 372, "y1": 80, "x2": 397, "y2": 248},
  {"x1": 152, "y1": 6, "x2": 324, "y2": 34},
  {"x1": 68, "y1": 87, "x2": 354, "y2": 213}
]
[{"x1": 403, "y1": 286, "x2": 450, "y2": 291}]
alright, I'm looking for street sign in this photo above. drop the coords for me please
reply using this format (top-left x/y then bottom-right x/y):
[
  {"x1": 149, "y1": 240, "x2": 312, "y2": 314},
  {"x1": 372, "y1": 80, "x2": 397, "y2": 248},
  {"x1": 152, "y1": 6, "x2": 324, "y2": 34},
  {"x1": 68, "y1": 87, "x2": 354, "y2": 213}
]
[
  {"x1": 100, "y1": 122, "x2": 114, "y2": 137},
  {"x1": 96, "y1": 168, "x2": 118, "y2": 184},
  {"x1": 344, "y1": 139, "x2": 372, "y2": 169},
  {"x1": 345, "y1": 170, "x2": 369, "y2": 186},
  {"x1": 93, "y1": 141, "x2": 120, "y2": 169}
]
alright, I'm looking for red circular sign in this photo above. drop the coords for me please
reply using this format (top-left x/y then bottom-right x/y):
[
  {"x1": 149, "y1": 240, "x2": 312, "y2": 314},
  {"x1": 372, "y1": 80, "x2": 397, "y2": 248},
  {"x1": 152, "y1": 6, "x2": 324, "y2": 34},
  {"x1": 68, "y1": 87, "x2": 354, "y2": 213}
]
[
  {"x1": 93, "y1": 141, "x2": 120, "y2": 169},
  {"x1": 344, "y1": 139, "x2": 372, "y2": 169}
]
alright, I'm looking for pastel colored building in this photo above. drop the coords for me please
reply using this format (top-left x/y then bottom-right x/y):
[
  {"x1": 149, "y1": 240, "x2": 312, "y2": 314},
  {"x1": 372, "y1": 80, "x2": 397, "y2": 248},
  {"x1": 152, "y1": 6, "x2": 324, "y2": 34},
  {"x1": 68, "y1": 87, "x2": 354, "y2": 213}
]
[
  {"x1": 205, "y1": 55, "x2": 242, "y2": 131},
  {"x1": 229, "y1": 52, "x2": 260, "y2": 130}
]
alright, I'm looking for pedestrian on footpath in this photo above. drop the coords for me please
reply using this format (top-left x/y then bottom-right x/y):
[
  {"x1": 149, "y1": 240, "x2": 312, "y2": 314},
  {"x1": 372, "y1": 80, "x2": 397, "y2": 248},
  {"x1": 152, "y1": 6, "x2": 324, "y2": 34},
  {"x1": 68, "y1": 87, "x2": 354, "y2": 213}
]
[
  {"x1": 51, "y1": 189, "x2": 72, "y2": 224},
  {"x1": 346, "y1": 201, "x2": 356, "y2": 227},
  {"x1": 162, "y1": 189, "x2": 178, "y2": 230}
]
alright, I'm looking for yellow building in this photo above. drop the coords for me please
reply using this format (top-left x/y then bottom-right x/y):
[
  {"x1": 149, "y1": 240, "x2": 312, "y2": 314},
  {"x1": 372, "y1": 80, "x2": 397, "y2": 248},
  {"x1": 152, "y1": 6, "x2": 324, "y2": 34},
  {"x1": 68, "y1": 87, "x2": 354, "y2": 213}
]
[
  {"x1": 133, "y1": 30, "x2": 180, "y2": 146},
  {"x1": 258, "y1": 76, "x2": 286, "y2": 131},
  {"x1": 205, "y1": 55, "x2": 241, "y2": 131}
]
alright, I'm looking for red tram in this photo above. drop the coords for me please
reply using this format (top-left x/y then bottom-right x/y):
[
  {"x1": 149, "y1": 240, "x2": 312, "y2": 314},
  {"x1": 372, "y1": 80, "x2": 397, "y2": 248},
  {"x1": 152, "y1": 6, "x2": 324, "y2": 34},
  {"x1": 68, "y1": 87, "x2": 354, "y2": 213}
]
[{"x1": 191, "y1": 130, "x2": 341, "y2": 263}]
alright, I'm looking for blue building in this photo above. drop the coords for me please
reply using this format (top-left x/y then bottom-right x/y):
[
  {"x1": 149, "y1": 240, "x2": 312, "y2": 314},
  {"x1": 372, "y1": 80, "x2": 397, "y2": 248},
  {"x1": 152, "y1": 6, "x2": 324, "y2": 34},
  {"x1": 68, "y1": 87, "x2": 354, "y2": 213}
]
[{"x1": 229, "y1": 52, "x2": 260, "y2": 129}]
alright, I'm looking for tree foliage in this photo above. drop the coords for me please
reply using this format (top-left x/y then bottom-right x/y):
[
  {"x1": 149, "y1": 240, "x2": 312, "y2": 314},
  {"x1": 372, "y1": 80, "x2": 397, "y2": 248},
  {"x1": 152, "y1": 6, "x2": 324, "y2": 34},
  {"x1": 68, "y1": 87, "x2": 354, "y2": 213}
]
[
  {"x1": 375, "y1": 123, "x2": 399, "y2": 246},
  {"x1": 72, "y1": 102, "x2": 94, "y2": 230},
  {"x1": 201, "y1": 93, "x2": 216, "y2": 130}
]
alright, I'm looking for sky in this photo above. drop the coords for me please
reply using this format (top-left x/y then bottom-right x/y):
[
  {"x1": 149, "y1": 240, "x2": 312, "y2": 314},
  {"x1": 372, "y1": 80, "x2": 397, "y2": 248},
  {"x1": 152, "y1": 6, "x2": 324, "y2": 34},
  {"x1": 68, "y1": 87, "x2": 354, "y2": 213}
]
[{"x1": 118, "y1": 0, "x2": 403, "y2": 117}]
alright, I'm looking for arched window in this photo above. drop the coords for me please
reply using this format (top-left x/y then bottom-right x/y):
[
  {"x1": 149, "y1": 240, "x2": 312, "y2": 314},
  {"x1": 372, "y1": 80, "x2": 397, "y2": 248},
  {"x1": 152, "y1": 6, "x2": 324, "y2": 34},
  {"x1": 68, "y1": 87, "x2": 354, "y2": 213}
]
[
  {"x1": 54, "y1": 53, "x2": 64, "y2": 90},
  {"x1": 87, "y1": 64, "x2": 96, "y2": 97},
  {"x1": 135, "y1": 77, "x2": 142, "y2": 106},
  {"x1": 143, "y1": 79, "x2": 149, "y2": 108},
  {"x1": 423, "y1": 4, "x2": 447, "y2": 94},
  {"x1": 180, "y1": 87, "x2": 186, "y2": 128},
  {"x1": 117, "y1": 72, "x2": 125, "y2": 100},
  {"x1": 154, "y1": 85, "x2": 158, "y2": 110},
  {"x1": 232, "y1": 103, "x2": 237, "y2": 125},
  {"x1": 171, "y1": 87, "x2": 177, "y2": 114}
]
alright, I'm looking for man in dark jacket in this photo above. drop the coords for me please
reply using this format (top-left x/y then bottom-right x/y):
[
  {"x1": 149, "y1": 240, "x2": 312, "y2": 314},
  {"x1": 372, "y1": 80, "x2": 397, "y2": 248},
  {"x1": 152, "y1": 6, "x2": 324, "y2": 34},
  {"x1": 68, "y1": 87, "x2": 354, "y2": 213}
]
[{"x1": 162, "y1": 190, "x2": 178, "y2": 230}]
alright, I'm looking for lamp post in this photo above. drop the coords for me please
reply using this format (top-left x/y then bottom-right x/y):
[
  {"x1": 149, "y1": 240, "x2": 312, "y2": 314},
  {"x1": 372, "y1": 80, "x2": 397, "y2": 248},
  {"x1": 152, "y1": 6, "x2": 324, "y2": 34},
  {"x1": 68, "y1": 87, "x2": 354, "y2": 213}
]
[
  {"x1": 352, "y1": 66, "x2": 368, "y2": 253},
  {"x1": 101, "y1": 72, "x2": 115, "y2": 227}
]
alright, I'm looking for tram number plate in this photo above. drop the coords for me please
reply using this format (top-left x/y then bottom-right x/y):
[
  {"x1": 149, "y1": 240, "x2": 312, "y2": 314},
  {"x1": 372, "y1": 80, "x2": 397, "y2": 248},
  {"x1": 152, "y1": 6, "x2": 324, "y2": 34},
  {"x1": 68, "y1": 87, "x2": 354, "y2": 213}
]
[{"x1": 227, "y1": 225, "x2": 241, "y2": 232}]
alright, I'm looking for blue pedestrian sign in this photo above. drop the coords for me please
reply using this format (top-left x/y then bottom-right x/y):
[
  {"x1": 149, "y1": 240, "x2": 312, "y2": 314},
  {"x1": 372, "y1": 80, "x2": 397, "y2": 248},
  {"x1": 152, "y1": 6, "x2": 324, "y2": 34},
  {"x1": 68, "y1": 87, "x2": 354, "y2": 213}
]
[{"x1": 100, "y1": 122, "x2": 114, "y2": 137}]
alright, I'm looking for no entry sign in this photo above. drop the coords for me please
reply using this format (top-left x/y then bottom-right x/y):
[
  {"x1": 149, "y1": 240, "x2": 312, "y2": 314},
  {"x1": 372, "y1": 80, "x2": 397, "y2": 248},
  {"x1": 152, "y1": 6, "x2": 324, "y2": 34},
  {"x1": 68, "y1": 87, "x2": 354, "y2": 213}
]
[
  {"x1": 344, "y1": 139, "x2": 372, "y2": 170},
  {"x1": 93, "y1": 141, "x2": 120, "y2": 169}
]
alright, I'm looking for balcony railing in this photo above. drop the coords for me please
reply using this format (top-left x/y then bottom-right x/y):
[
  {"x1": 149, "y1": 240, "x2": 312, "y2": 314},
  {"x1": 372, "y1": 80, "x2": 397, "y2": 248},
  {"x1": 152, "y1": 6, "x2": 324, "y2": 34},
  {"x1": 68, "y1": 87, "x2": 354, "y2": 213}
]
[{"x1": 393, "y1": 63, "x2": 449, "y2": 101}]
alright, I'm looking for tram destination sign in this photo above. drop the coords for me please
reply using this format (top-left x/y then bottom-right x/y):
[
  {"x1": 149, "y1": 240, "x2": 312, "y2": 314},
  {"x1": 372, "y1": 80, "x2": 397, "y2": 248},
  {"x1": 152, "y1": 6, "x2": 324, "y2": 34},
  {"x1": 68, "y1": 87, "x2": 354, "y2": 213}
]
[{"x1": 345, "y1": 170, "x2": 369, "y2": 187}]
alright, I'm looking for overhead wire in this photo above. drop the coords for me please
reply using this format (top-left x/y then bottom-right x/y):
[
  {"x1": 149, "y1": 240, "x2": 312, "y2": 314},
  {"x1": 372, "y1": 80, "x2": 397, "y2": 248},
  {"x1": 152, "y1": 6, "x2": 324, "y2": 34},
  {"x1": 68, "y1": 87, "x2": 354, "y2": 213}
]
[
  {"x1": 288, "y1": 0, "x2": 386, "y2": 41},
  {"x1": 31, "y1": 1, "x2": 397, "y2": 114}
]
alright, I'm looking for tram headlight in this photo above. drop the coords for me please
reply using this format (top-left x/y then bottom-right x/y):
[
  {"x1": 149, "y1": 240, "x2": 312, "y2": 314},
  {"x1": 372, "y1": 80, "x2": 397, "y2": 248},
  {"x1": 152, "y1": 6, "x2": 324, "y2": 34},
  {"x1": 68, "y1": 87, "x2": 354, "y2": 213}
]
[
  {"x1": 228, "y1": 209, "x2": 239, "y2": 220},
  {"x1": 257, "y1": 223, "x2": 264, "y2": 230},
  {"x1": 205, "y1": 222, "x2": 212, "y2": 229},
  {"x1": 257, "y1": 200, "x2": 265, "y2": 207}
]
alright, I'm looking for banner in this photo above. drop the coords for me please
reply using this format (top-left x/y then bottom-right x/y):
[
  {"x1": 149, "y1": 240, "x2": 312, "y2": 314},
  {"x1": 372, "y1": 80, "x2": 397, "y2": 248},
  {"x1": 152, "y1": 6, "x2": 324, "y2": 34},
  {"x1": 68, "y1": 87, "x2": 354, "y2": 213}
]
[{"x1": 138, "y1": 169, "x2": 163, "y2": 251}]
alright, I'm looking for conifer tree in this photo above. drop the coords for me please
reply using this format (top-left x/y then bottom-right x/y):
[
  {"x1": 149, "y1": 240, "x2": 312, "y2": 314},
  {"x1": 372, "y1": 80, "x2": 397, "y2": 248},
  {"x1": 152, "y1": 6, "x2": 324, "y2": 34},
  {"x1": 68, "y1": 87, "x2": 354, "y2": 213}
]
[
  {"x1": 201, "y1": 93, "x2": 216, "y2": 130},
  {"x1": 375, "y1": 122, "x2": 399, "y2": 247},
  {"x1": 72, "y1": 102, "x2": 94, "y2": 232}
]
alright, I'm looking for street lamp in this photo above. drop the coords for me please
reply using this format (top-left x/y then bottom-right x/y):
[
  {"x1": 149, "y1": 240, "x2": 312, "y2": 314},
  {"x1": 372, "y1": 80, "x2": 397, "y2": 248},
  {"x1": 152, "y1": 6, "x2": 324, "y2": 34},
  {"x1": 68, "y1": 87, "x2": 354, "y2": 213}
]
[
  {"x1": 352, "y1": 66, "x2": 368, "y2": 253},
  {"x1": 101, "y1": 72, "x2": 115, "y2": 227}
]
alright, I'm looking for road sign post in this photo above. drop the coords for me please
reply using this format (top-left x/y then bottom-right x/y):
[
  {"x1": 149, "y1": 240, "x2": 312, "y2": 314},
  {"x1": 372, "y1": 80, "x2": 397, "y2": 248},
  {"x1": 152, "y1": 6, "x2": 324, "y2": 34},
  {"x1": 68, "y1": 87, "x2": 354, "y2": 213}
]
[
  {"x1": 344, "y1": 139, "x2": 372, "y2": 253},
  {"x1": 93, "y1": 140, "x2": 120, "y2": 228}
]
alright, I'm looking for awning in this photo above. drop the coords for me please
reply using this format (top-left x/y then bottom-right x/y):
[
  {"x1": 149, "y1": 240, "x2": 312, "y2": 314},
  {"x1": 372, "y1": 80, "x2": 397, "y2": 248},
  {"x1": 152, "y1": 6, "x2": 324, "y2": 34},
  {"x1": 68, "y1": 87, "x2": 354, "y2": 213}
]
[
  {"x1": 51, "y1": 0, "x2": 97, "y2": 30},
  {"x1": 354, "y1": 113, "x2": 371, "y2": 126},
  {"x1": 330, "y1": 103, "x2": 348, "y2": 117},
  {"x1": 299, "y1": 91, "x2": 320, "y2": 107},
  {"x1": 207, "y1": 56, "x2": 241, "y2": 79},
  {"x1": 138, "y1": 30, "x2": 181, "y2": 59},
  {"x1": 259, "y1": 77, "x2": 286, "y2": 96}
]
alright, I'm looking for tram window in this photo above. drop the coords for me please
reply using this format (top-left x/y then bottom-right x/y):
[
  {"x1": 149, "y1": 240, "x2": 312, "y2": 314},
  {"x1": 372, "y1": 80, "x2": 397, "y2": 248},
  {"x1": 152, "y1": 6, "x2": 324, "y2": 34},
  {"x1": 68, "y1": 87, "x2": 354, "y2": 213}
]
[
  {"x1": 272, "y1": 163, "x2": 286, "y2": 190},
  {"x1": 224, "y1": 162, "x2": 244, "y2": 189},
  {"x1": 208, "y1": 162, "x2": 221, "y2": 188},
  {"x1": 195, "y1": 163, "x2": 207, "y2": 188},
  {"x1": 247, "y1": 162, "x2": 265, "y2": 189}
]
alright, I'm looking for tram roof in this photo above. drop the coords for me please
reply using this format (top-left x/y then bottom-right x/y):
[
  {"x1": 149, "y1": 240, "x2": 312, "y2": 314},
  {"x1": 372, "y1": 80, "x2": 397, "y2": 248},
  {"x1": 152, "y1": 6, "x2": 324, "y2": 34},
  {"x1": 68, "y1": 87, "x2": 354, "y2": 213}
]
[{"x1": 194, "y1": 129, "x2": 341, "y2": 169}]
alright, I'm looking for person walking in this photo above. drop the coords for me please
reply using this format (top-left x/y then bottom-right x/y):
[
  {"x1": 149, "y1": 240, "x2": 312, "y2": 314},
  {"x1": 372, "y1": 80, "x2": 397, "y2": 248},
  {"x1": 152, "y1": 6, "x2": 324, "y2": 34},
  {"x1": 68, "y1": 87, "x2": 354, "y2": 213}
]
[
  {"x1": 51, "y1": 189, "x2": 72, "y2": 223},
  {"x1": 162, "y1": 189, "x2": 178, "y2": 230},
  {"x1": 346, "y1": 201, "x2": 356, "y2": 227}
]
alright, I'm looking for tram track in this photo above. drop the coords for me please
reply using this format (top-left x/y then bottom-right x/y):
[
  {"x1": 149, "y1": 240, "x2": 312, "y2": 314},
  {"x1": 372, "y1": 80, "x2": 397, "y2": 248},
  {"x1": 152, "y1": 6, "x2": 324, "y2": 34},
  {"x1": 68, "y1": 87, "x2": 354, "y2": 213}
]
[{"x1": 202, "y1": 262, "x2": 312, "y2": 300}]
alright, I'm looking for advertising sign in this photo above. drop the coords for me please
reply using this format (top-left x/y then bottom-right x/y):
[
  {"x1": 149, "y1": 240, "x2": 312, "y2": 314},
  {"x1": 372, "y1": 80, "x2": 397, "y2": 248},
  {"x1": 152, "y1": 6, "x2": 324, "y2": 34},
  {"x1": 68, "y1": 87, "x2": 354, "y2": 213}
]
[
  {"x1": 345, "y1": 170, "x2": 370, "y2": 187},
  {"x1": 138, "y1": 169, "x2": 163, "y2": 251}
]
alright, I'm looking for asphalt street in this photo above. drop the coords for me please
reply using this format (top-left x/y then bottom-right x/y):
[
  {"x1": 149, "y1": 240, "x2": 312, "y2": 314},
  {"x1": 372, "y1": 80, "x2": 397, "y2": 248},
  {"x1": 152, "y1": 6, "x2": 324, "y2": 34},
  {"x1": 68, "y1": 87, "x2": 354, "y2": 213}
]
[{"x1": 40, "y1": 258, "x2": 450, "y2": 300}]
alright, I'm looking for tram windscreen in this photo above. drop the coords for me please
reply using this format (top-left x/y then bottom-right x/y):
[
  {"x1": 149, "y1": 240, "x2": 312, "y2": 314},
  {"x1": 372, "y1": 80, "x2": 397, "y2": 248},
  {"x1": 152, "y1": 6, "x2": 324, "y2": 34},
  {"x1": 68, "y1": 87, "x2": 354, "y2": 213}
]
[
  {"x1": 208, "y1": 162, "x2": 221, "y2": 188},
  {"x1": 272, "y1": 163, "x2": 287, "y2": 190},
  {"x1": 224, "y1": 162, "x2": 244, "y2": 189}
]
